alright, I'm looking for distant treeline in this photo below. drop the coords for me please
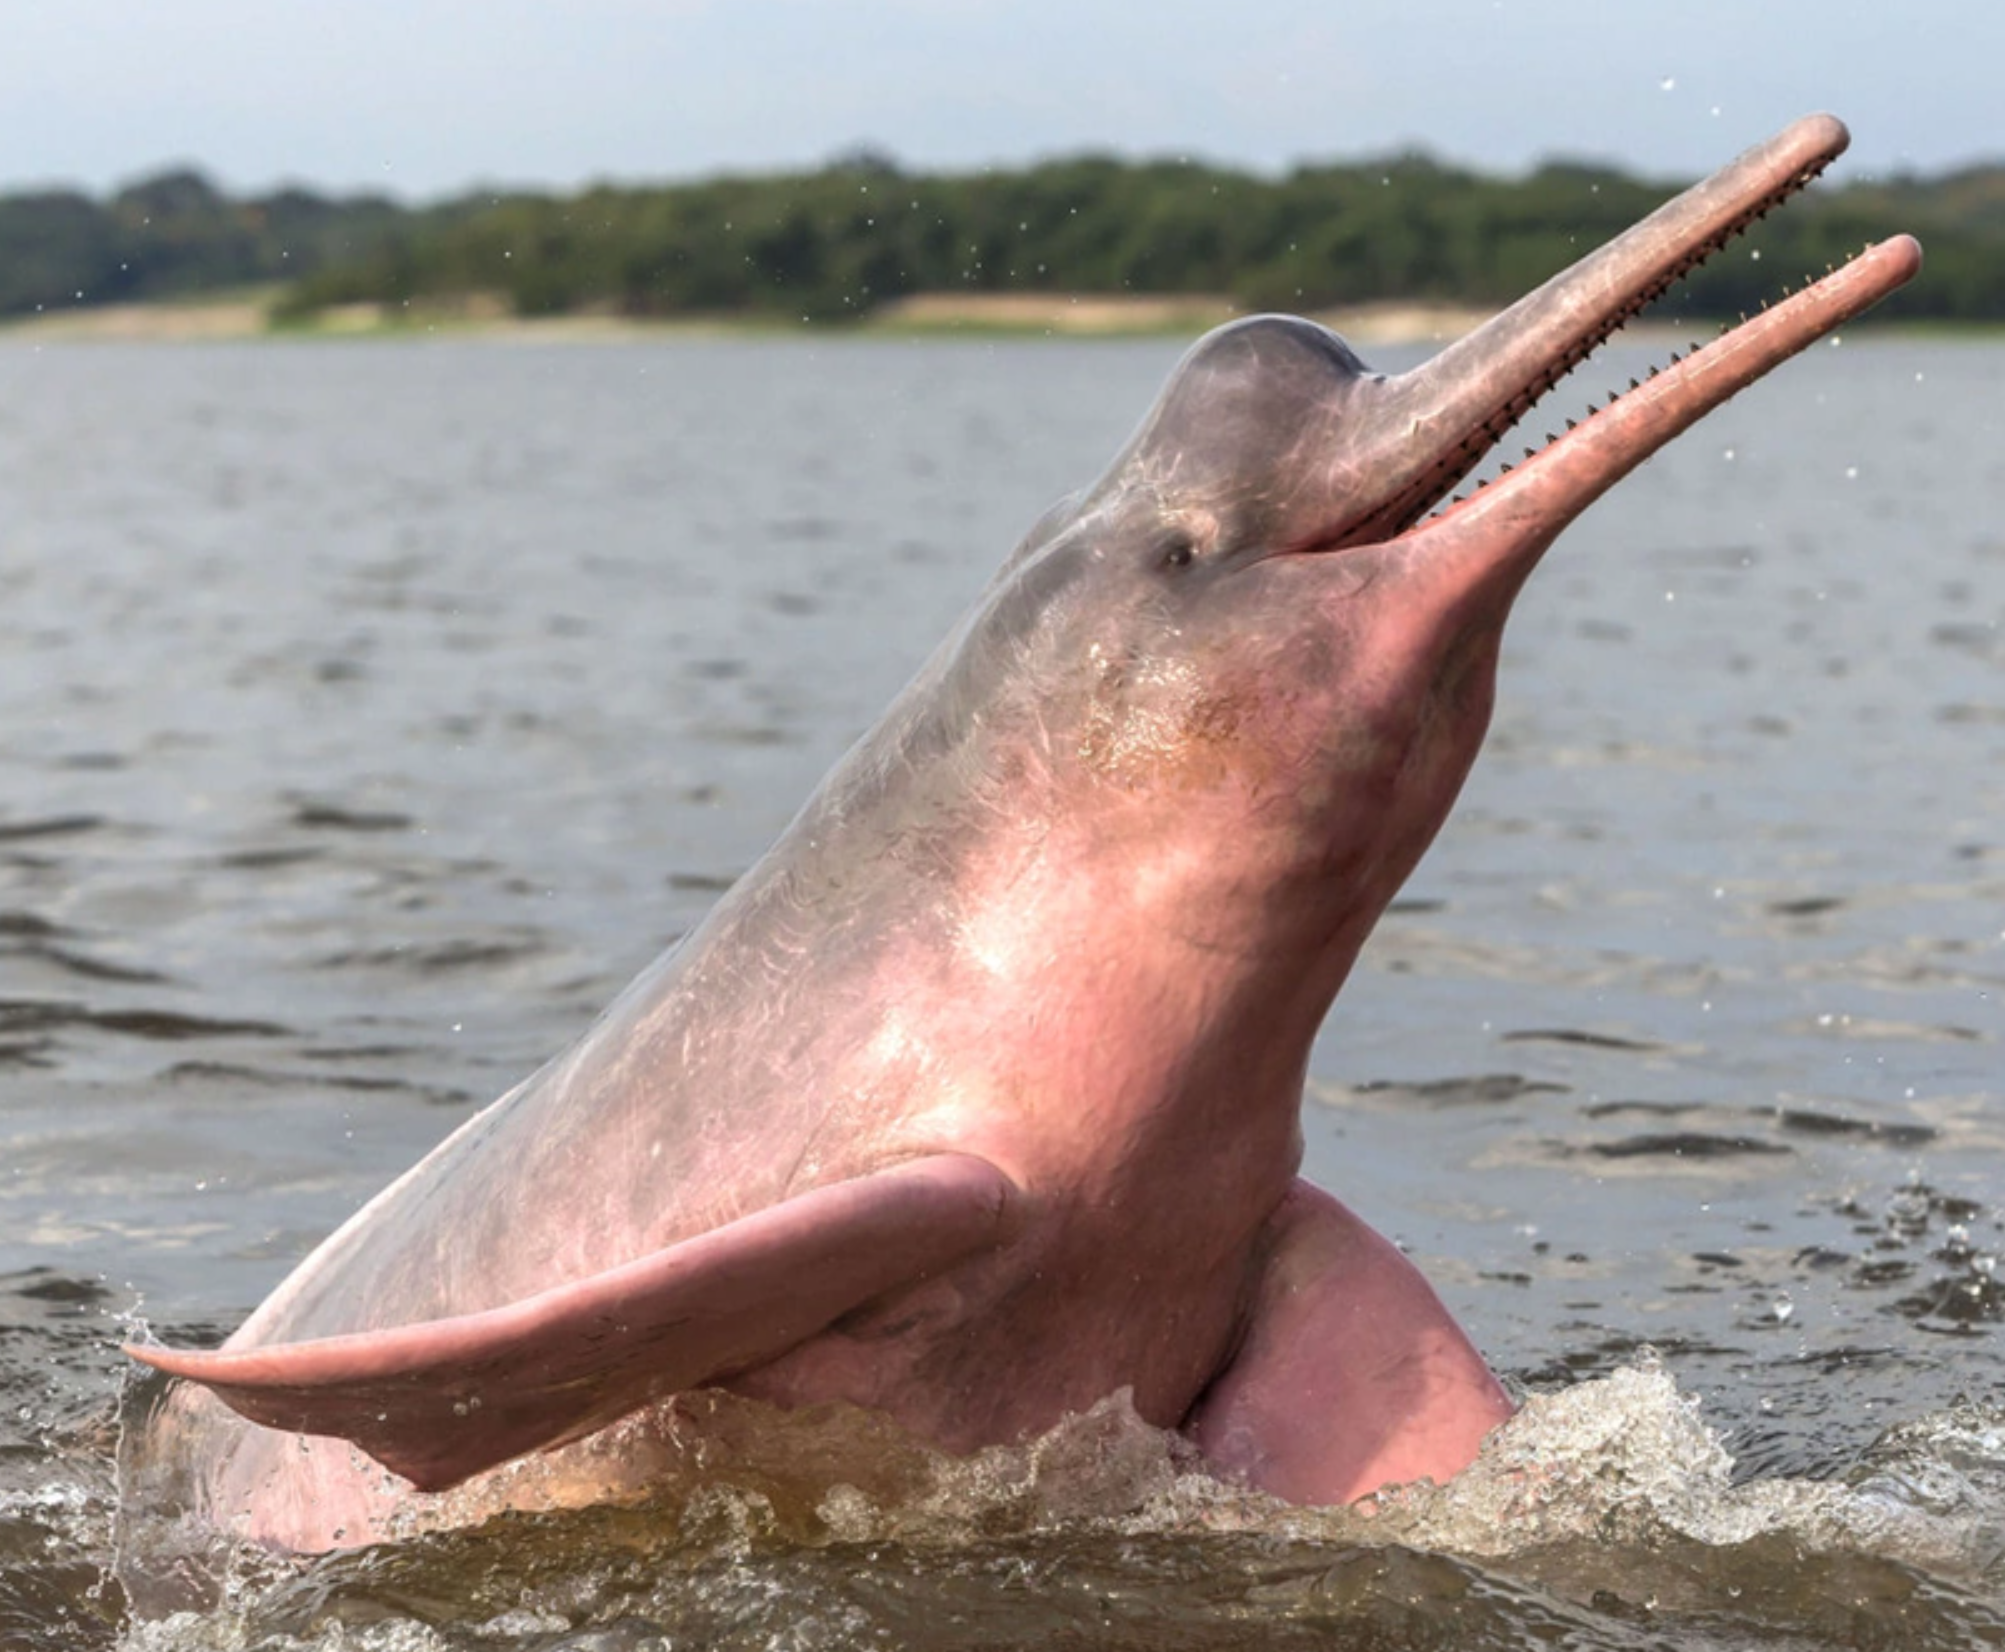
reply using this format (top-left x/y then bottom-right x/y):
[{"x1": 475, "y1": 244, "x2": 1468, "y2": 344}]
[
  {"x1": 0, "y1": 170, "x2": 405, "y2": 316},
  {"x1": 3, "y1": 149, "x2": 1999, "y2": 325}
]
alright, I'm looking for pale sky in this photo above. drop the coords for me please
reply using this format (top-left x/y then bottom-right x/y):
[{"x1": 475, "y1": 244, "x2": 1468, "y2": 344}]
[{"x1": 1, "y1": 0, "x2": 1994, "y2": 201}]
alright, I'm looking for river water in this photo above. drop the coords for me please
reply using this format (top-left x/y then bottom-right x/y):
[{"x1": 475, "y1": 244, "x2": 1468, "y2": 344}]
[{"x1": 0, "y1": 328, "x2": 1999, "y2": 1649}]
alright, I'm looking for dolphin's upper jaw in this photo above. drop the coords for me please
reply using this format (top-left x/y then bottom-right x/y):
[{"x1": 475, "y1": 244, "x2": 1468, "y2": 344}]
[{"x1": 1271, "y1": 114, "x2": 1862, "y2": 567}]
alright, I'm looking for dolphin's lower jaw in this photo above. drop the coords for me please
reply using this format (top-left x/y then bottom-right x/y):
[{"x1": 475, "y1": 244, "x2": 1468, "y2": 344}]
[{"x1": 1389, "y1": 229, "x2": 1921, "y2": 622}]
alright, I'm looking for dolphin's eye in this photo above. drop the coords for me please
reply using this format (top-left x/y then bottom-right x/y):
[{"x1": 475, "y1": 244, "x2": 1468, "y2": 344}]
[{"x1": 1158, "y1": 532, "x2": 1196, "y2": 570}]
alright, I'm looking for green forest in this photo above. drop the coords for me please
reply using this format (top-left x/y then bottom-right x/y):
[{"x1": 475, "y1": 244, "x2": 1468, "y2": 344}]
[{"x1": 2, "y1": 146, "x2": 1998, "y2": 328}]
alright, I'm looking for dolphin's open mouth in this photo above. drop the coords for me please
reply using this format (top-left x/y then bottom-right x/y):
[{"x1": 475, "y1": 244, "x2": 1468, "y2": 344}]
[{"x1": 1325, "y1": 114, "x2": 1920, "y2": 555}]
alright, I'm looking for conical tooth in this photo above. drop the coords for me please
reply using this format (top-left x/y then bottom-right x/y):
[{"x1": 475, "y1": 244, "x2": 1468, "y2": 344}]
[
  {"x1": 1524, "y1": 447, "x2": 1537, "y2": 461},
  {"x1": 1628, "y1": 377, "x2": 1640, "y2": 391},
  {"x1": 1565, "y1": 418, "x2": 1578, "y2": 431}
]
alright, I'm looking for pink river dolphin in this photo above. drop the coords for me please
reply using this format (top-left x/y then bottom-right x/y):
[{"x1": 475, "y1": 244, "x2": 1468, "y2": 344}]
[{"x1": 128, "y1": 116, "x2": 1919, "y2": 1553}]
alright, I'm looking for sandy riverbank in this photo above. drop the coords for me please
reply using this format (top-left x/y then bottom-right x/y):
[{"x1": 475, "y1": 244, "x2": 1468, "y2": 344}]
[
  {"x1": 1, "y1": 297, "x2": 278, "y2": 341},
  {"x1": 1, "y1": 289, "x2": 1498, "y2": 346},
  {"x1": 870, "y1": 292, "x2": 1495, "y2": 343}
]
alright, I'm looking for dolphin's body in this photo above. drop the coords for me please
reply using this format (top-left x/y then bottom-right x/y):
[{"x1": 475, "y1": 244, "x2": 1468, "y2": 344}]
[{"x1": 131, "y1": 117, "x2": 1918, "y2": 1553}]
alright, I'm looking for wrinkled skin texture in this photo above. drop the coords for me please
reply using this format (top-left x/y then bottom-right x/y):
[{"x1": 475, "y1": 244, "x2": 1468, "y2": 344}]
[{"x1": 129, "y1": 117, "x2": 1920, "y2": 1553}]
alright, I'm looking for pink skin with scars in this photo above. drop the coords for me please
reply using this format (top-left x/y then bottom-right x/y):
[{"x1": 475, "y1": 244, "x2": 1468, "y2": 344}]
[{"x1": 128, "y1": 115, "x2": 1919, "y2": 1553}]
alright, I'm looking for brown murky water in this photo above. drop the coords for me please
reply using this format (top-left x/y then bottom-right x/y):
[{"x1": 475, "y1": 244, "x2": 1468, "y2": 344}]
[{"x1": 1, "y1": 332, "x2": 1999, "y2": 1648}]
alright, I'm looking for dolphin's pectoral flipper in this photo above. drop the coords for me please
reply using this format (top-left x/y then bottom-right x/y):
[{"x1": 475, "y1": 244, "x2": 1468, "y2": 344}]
[
  {"x1": 1185, "y1": 1179, "x2": 1513, "y2": 1504},
  {"x1": 127, "y1": 1153, "x2": 1017, "y2": 1493}
]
